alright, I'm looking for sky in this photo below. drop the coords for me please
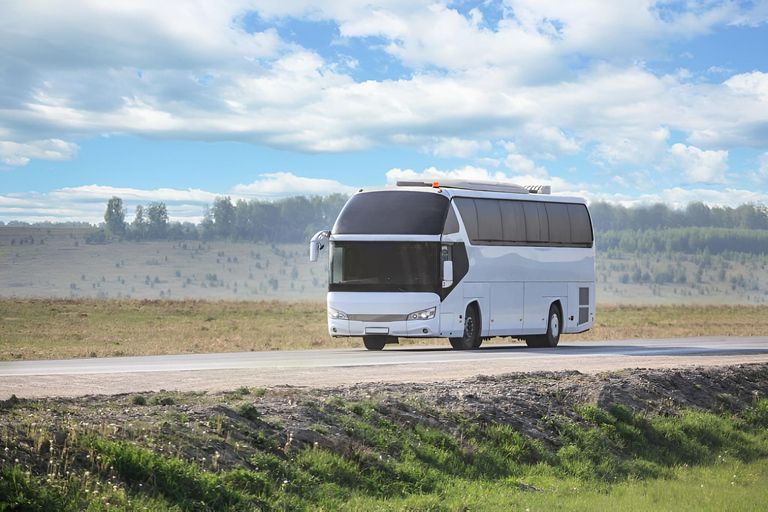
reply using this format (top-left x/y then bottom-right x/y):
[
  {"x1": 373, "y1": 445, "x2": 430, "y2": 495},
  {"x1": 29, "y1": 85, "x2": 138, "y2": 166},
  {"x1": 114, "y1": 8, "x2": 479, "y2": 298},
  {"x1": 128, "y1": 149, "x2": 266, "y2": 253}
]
[{"x1": 1, "y1": 0, "x2": 768, "y2": 224}]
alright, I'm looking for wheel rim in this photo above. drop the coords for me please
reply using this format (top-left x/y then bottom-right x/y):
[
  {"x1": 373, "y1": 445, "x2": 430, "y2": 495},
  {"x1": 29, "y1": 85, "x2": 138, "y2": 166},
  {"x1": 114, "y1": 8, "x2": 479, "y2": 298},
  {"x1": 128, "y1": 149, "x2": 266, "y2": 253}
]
[
  {"x1": 463, "y1": 316, "x2": 475, "y2": 344},
  {"x1": 550, "y1": 313, "x2": 560, "y2": 338}
]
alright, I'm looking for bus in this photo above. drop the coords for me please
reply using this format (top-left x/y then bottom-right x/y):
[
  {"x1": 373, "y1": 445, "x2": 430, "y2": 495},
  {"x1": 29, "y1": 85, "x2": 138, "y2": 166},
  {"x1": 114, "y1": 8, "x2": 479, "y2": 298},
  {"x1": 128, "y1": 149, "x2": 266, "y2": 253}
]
[{"x1": 309, "y1": 179, "x2": 595, "y2": 351}]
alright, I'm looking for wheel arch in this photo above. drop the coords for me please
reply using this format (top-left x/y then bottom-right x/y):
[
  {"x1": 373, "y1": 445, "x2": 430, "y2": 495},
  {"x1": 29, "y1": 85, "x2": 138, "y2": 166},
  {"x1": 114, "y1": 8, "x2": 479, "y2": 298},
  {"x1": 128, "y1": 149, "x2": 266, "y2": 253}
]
[
  {"x1": 549, "y1": 299, "x2": 563, "y2": 320},
  {"x1": 465, "y1": 300, "x2": 481, "y2": 332}
]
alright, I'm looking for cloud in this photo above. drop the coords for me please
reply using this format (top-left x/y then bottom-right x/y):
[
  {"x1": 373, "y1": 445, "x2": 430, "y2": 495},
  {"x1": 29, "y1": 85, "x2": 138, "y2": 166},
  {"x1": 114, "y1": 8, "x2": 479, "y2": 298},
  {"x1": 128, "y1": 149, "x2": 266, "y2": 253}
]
[
  {"x1": 0, "y1": 0, "x2": 766, "y2": 186},
  {"x1": 431, "y1": 138, "x2": 492, "y2": 158},
  {"x1": 510, "y1": 125, "x2": 582, "y2": 160},
  {"x1": 231, "y1": 172, "x2": 357, "y2": 197},
  {"x1": 384, "y1": 164, "x2": 768, "y2": 210},
  {"x1": 667, "y1": 143, "x2": 729, "y2": 184},
  {"x1": 0, "y1": 139, "x2": 80, "y2": 167},
  {"x1": 590, "y1": 187, "x2": 768, "y2": 210},
  {"x1": 503, "y1": 153, "x2": 548, "y2": 179},
  {"x1": 755, "y1": 152, "x2": 768, "y2": 182},
  {"x1": 384, "y1": 165, "x2": 595, "y2": 198},
  {"x1": 0, "y1": 174, "x2": 356, "y2": 223}
]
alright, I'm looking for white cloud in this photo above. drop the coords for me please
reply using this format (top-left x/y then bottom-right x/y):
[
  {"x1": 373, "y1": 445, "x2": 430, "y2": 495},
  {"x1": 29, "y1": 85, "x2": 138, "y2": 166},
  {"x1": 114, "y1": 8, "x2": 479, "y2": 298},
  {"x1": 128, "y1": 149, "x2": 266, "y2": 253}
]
[
  {"x1": 0, "y1": 139, "x2": 80, "y2": 167},
  {"x1": 757, "y1": 152, "x2": 768, "y2": 181},
  {"x1": 503, "y1": 153, "x2": 548, "y2": 178},
  {"x1": 384, "y1": 165, "x2": 595, "y2": 198},
  {"x1": 231, "y1": 172, "x2": 357, "y2": 197},
  {"x1": 0, "y1": 0, "x2": 766, "y2": 176},
  {"x1": 0, "y1": 174, "x2": 357, "y2": 223},
  {"x1": 431, "y1": 138, "x2": 492, "y2": 158},
  {"x1": 589, "y1": 187, "x2": 768, "y2": 210},
  {"x1": 592, "y1": 127, "x2": 670, "y2": 167},
  {"x1": 511, "y1": 125, "x2": 581, "y2": 160},
  {"x1": 667, "y1": 143, "x2": 729, "y2": 184},
  {"x1": 724, "y1": 70, "x2": 768, "y2": 100}
]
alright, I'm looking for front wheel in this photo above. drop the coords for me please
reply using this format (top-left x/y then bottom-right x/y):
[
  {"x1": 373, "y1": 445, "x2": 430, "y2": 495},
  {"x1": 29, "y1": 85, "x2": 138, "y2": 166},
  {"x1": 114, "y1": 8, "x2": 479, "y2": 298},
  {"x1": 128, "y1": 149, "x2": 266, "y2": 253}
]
[
  {"x1": 363, "y1": 336, "x2": 394, "y2": 351},
  {"x1": 450, "y1": 304, "x2": 482, "y2": 350},
  {"x1": 525, "y1": 304, "x2": 561, "y2": 348}
]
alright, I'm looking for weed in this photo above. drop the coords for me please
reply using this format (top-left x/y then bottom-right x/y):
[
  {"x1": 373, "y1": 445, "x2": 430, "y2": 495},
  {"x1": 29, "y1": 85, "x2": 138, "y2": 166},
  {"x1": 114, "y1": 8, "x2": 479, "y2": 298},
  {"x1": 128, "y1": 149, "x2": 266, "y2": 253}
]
[
  {"x1": 236, "y1": 404, "x2": 261, "y2": 422},
  {"x1": 148, "y1": 394, "x2": 175, "y2": 406},
  {"x1": 129, "y1": 394, "x2": 147, "y2": 406}
]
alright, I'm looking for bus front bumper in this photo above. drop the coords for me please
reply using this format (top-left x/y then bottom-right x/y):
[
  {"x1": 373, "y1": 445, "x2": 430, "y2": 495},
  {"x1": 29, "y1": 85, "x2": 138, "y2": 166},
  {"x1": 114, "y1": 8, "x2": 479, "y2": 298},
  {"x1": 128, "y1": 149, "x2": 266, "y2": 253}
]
[{"x1": 327, "y1": 291, "x2": 441, "y2": 338}]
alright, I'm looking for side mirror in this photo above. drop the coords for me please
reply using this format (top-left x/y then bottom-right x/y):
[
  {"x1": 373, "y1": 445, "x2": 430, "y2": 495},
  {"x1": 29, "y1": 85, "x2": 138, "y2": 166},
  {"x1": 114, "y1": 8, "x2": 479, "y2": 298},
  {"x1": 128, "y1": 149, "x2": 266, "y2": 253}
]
[
  {"x1": 309, "y1": 230, "x2": 330, "y2": 262},
  {"x1": 442, "y1": 260, "x2": 453, "y2": 288}
]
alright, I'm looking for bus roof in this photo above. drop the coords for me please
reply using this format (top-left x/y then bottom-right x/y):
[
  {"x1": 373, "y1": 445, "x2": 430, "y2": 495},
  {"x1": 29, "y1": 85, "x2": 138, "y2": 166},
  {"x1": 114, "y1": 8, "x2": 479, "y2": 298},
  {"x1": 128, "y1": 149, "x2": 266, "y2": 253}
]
[{"x1": 395, "y1": 179, "x2": 551, "y2": 195}]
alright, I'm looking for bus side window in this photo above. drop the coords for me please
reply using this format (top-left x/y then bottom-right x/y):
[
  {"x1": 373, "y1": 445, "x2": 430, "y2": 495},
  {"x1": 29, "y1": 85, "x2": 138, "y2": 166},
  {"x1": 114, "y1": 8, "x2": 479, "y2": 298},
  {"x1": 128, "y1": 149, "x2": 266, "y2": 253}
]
[
  {"x1": 545, "y1": 203, "x2": 571, "y2": 244},
  {"x1": 568, "y1": 204, "x2": 593, "y2": 246},
  {"x1": 475, "y1": 199, "x2": 503, "y2": 242},
  {"x1": 454, "y1": 198, "x2": 479, "y2": 243},
  {"x1": 443, "y1": 204, "x2": 460, "y2": 235},
  {"x1": 523, "y1": 202, "x2": 542, "y2": 242},
  {"x1": 499, "y1": 200, "x2": 525, "y2": 243}
]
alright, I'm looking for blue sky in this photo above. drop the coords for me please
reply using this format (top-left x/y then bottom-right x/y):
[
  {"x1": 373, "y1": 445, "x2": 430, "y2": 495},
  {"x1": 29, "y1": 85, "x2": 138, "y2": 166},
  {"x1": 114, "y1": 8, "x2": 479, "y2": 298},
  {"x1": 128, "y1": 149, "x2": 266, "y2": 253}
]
[{"x1": 1, "y1": 0, "x2": 768, "y2": 223}]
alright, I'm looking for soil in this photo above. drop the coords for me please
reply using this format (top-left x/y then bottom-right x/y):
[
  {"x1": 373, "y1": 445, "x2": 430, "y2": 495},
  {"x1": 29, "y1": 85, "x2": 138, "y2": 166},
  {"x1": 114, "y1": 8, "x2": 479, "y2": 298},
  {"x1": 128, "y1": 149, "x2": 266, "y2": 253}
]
[{"x1": 2, "y1": 363, "x2": 767, "y2": 474}]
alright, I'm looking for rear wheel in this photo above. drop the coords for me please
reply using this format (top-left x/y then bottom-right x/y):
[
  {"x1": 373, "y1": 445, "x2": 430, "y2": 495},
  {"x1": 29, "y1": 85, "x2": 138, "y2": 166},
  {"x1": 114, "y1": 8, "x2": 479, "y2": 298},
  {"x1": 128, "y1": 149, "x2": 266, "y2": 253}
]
[
  {"x1": 450, "y1": 304, "x2": 481, "y2": 350},
  {"x1": 525, "y1": 304, "x2": 561, "y2": 348},
  {"x1": 363, "y1": 336, "x2": 394, "y2": 351}
]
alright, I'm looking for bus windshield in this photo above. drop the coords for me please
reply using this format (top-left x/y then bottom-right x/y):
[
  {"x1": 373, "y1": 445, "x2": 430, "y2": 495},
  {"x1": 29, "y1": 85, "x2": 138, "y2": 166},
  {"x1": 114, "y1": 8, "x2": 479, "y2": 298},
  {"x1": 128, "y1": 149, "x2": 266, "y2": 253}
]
[
  {"x1": 333, "y1": 191, "x2": 449, "y2": 235},
  {"x1": 329, "y1": 241, "x2": 439, "y2": 293}
]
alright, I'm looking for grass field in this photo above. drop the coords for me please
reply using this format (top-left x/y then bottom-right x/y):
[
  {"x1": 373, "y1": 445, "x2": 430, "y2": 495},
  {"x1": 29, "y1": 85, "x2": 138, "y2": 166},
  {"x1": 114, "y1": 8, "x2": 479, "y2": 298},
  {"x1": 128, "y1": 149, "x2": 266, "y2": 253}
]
[
  {"x1": 1, "y1": 298, "x2": 767, "y2": 360},
  {"x1": 0, "y1": 227, "x2": 327, "y2": 301},
  {"x1": 2, "y1": 375, "x2": 768, "y2": 510},
  {"x1": 3, "y1": 226, "x2": 768, "y2": 306}
]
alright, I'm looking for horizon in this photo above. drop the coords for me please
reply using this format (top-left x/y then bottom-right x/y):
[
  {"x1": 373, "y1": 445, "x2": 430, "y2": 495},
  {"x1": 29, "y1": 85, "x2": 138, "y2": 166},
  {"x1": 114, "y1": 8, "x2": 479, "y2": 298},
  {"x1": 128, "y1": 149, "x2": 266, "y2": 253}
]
[{"x1": 1, "y1": 1, "x2": 767, "y2": 224}]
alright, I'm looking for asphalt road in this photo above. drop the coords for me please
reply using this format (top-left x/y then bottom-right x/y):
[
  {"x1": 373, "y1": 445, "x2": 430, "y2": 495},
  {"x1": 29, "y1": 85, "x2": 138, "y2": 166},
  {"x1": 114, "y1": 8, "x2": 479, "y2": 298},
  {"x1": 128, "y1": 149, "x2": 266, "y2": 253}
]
[{"x1": 2, "y1": 336, "x2": 768, "y2": 398}]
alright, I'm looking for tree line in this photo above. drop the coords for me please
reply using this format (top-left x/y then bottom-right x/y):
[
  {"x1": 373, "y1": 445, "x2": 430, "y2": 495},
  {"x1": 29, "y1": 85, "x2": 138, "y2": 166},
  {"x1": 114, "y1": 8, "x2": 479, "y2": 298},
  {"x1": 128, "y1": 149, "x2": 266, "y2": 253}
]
[
  {"x1": 102, "y1": 194, "x2": 348, "y2": 242},
  {"x1": 590, "y1": 201, "x2": 768, "y2": 231},
  {"x1": 597, "y1": 227, "x2": 768, "y2": 256},
  {"x1": 7, "y1": 195, "x2": 764, "y2": 247}
]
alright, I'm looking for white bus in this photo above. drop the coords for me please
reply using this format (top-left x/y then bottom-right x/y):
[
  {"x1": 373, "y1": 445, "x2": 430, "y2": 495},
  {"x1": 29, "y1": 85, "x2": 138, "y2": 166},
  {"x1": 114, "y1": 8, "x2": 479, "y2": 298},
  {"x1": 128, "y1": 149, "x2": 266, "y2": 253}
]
[{"x1": 309, "y1": 179, "x2": 595, "y2": 351}]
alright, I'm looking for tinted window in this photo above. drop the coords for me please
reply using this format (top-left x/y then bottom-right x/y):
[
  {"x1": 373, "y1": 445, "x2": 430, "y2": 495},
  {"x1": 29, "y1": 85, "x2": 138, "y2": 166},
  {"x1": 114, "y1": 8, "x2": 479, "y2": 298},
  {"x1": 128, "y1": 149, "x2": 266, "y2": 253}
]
[
  {"x1": 523, "y1": 202, "x2": 549, "y2": 242},
  {"x1": 499, "y1": 200, "x2": 526, "y2": 243},
  {"x1": 546, "y1": 203, "x2": 571, "y2": 244},
  {"x1": 568, "y1": 204, "x2": 593, "y2": 245},
  {"x1": 536, "y1": 203, "x2": 549, "y2": 242},
  {"x1": 457, "y1": 197, "x2": 590, "y2": 248},
  {"x1": 333, "y1": 191, "x2": 449, "y2": 235},
  {"x1": 329, "y1": 241, "x2": 439, "y2": 293},
  {"x1": 475, "y1": 199, "x2": 503, "y2": 241},
  {"x1": 454, "y1": 198, "x2": 479, "y2": 241},
  {"x1": 443, "y1": 203, "x2": 460, "y2": 235}
]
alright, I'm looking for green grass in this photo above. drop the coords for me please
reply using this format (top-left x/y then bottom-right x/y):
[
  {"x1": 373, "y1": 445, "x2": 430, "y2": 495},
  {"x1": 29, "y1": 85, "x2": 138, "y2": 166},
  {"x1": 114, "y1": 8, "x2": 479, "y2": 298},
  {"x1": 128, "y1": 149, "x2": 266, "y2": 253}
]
[{"x1": 4, "y1": 394, "x2": 768, "y2": 510}]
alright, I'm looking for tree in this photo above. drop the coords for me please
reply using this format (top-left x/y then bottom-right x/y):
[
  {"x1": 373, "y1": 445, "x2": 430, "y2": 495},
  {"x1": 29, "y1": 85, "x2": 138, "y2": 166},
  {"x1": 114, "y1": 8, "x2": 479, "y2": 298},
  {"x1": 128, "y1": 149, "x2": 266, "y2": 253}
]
[
  {"x1": 130, "y1": 205, "x2": 147, "y2": 239},
  {"x1": 104, "y1": 196, "x2": 126, "y2": 236},
  {"x1": 146, "y1": 202, "x2": 169, "y2": 239},
  {"x1": 212, "y1": 196, "x2": 235, "y2": 238}
]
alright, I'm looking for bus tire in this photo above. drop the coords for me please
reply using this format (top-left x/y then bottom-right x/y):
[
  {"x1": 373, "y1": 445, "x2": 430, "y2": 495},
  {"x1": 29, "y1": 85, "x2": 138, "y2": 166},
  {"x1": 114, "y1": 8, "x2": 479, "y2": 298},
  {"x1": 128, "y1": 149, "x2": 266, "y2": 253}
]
[
  {"x1": 363, "y1": 336, "x2": 388, "y2": 351},
  {"x1": 450, "y1": 304, "x2": 481, "y2": 350},
  {"x1": 525, "y1": 303, "x2": 561, "y2": 348}
]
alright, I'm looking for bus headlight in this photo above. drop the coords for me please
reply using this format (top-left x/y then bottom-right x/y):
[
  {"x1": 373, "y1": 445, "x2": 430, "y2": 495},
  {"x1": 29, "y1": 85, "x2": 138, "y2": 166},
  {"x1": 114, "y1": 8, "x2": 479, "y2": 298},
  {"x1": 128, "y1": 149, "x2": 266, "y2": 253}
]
[
  {"x1": 328, "y1": 307, "x2": 348, "y2": 320},
  {"x1": 408, "y1": 307, "x2": 436, "y2": 321}
]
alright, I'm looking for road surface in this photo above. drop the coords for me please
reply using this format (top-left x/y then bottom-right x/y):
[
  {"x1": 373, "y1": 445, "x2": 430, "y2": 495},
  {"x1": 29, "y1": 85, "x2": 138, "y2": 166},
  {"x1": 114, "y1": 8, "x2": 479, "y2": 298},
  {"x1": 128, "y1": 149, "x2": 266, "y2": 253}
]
[{"x1": 2, "y1": 336, "x2": 768, "y2": 398}]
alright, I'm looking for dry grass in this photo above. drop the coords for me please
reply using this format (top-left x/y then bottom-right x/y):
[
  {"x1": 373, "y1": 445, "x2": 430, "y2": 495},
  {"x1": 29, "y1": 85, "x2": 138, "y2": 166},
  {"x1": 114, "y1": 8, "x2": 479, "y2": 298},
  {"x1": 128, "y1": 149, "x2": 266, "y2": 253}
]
[
  {"x1": 1, "y1": 298, "x2": 767, "y2": 361},
  {"x1": 565, "y1": 303, "x2": 768, "y2": 341}
]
